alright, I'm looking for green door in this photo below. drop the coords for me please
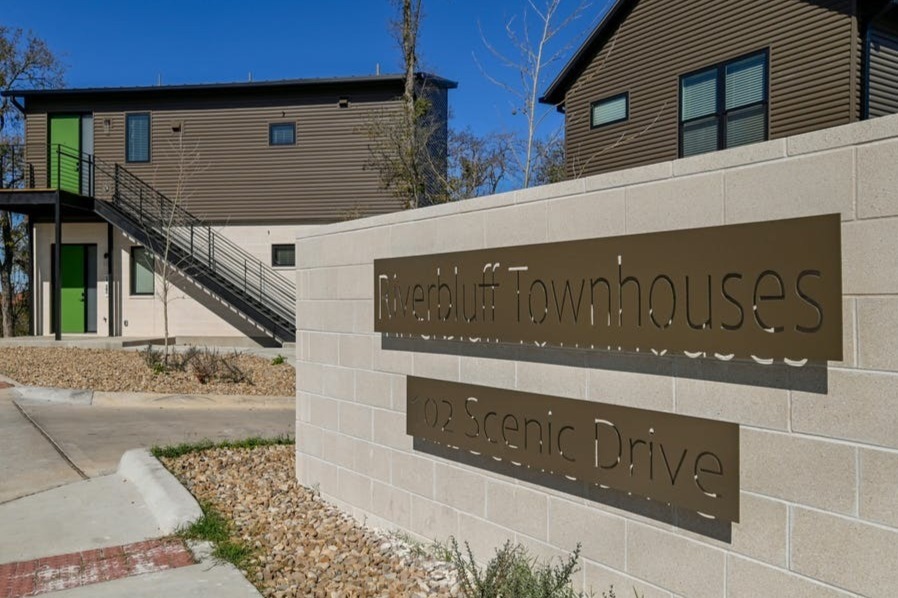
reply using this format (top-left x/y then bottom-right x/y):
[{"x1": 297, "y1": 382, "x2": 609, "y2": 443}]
[
  {"x1": 49, "y1": 115, "x2": 81, "y2": 193},
  {"x1": 60, "y1": 245, "x2": 86, "y2": 333}
]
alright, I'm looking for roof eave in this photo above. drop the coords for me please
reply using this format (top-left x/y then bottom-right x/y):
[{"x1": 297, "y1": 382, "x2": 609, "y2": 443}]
[
  {"x1": 2, "y1": 71, "x2": 458, "y2": 100},
  {"x1": 539, "y1": 0, "x2": 634, "y2": 106}
]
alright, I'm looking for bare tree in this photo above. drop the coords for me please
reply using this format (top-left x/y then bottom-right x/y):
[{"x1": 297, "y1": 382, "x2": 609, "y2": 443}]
[
  {"x1": 444, "y1": 128, "x2": 514, "y2": 200},
  {"x1": 531, "y1": 135, "x2": 566, "y2": 186},
  {"x1": 147, "y1": 130, "x2": 205, "y2": 365},
  {"x1": 365, "y1": 0, "x2": 448, "y2": 208},
  {"x1": 0, "y1": 28, "x2": 63, "y2": 337},
  {"x1": 476, "y1": 0, "x2": 591, "y2": 188},
  {"x1": 0, "y1": 141, "x2": 29, "y2": 337}
]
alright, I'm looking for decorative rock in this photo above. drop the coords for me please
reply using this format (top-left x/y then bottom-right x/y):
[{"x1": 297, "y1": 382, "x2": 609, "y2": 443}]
[{"x1": 163, "y1": 445, "x2": 458, "y2": 597}]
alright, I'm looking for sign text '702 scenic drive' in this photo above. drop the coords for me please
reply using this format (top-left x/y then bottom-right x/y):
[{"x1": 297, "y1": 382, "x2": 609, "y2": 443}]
[{"x1": 407, "y1": 377, "x2": 740, "y2": 521}]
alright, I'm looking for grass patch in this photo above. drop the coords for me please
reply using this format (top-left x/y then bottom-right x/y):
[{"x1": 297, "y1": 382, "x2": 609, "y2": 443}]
[
  {"x1": 178, "y1": 503, "x2": 230, "y2": 544},
  {"x1": 213, "y1": 540, "x2": 253, "y2": 569},
  {"x1": 151, "y1": 435, "x2": 294, "y2": 459},
  {"x1": 178, "y1": 502, "x2": 253, "y2": 570}
]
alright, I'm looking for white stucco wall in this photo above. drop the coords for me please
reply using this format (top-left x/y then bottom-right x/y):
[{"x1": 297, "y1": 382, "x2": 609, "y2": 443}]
[
  {"x1": 33, "y1": 222, "x2": 316, "y2": 343},
  {"x1": 295, "y1": 114, "x2": 898, "y2": 597}
]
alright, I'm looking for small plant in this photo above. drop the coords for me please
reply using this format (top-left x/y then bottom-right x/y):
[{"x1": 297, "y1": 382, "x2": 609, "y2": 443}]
[
  {"x1": 271, "y1": 354, "x2": 286, "y2": 366},
  {"x1": 449, "y1": 538, "x2": 587, "y2": 598},
  {"x1": 218, "y1": 350, "x2": 251, "y2": 384},
  {"x1": 140, "y1": 344, "x2": 163, "y2": 370},
  {"x1": 169, "y1": 345, "x2": 201, "y2": 372},
  {"x1": 186, "y1": 348, "x2": 252, "y2": 385},
  {"x1": 178, "y1": 502, "x2": 252, "y2": 569},
  {"x1": 190, "y1": 348, "x2": 220, "y2": 384}
]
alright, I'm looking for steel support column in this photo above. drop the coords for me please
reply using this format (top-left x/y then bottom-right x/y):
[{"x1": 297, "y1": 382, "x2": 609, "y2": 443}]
[
  {"x1": 107, "y1": 222, "x2": 114, "y2": 337},
  {"x1": 53, "y1": 192, "x2": 61, "y2": 341}
]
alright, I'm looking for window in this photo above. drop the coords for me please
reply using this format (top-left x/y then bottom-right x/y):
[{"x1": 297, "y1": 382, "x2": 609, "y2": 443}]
[
  {"x1": 591, "y1": 93, "x2": 629, "y2": 128},
  {"x1": 269, "y1": 122, "x2": 296, "y2": 146},
  {"x1": 131, "y1": 247, "x2": 154, "y2": 295},
  {"x1": 126, "y1": 113, "x2": 151, "y2": 162},
  {"x1": 271, "y1": 244, "x2": 295, "y2": 268},
  {"x1": 679, "y1": 51, "x2": 768, "y2": 157}
]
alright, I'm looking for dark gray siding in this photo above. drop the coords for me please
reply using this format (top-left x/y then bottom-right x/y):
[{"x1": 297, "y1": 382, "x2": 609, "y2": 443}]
[
  {"x1": 26, "y1": 86, "x2": 407, "y2": 223},
  {"x1": 868, "y1": 27, "x2": 898, "y2": 118},
  {"x1": 563, "y1": 0, "x2": 857, "y2": 177}
]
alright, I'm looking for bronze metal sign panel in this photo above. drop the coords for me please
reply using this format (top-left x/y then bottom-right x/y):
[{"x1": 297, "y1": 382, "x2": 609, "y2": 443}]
[
  {"x1": 376, "y1": 214, "x2": 842, "y2": 361},
  {"x1": 408, "y1": 376, "x2": 740, "y2": 521}
]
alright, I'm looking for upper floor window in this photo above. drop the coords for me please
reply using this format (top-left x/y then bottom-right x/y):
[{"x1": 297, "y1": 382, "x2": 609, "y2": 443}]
[
  {"x1": 269, "y1": 122, "x2": 296, "y2": 146},
  {"x1": 126, "y1": 113, "x2": 151, "y2": 163},
  {"x1": 591, "y1": 93, "x2": 629, "y2": 128},
  {"x1": 679, "y1": 51, "x2": 768, "y2": 157}
]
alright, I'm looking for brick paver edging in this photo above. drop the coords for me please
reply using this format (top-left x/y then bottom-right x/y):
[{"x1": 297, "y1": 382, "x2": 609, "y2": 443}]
[{"x1": 0, "y1": 538, "x2": 195, "y2": 598}]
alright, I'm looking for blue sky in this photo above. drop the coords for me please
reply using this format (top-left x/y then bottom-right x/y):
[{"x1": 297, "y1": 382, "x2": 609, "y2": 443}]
[{"x1": 6, "y1": 1, "x2": 607, "y2": 141}]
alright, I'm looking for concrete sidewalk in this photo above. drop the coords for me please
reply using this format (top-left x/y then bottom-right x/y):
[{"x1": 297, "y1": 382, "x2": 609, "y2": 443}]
[
  {"x1": 0, "y1": 474, "x2": 161, "y2": 564},
  {"x1": 0, "y1": 391, "x2": 81, "y2": 503},
  {"x1": 0, "y1": 382, "x2": 280, "y2": 596},
  {"x1": 0, "y1": 457, "x2": 262, "y2": 597},
  {"x1": 42, "y1": 561, "x2": 260, "y2": 597}
]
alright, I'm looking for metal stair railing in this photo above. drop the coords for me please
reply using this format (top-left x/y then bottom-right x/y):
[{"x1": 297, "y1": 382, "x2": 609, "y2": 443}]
[{"x1": 51, "y1": 144, "x2": 296, "y2": 338}]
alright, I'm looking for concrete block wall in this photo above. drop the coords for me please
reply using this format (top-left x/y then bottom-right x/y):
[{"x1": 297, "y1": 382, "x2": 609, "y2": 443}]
[{"x1": 295, "y1": 114, "x2": 898, "y2": 597}]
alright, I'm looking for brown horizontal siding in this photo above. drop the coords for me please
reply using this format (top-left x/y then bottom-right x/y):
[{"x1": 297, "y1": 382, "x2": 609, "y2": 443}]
[
  {"x1": 564, "y1": 0, "x2": 856, "y2": 177},
  {"x1": 869, "y1": 28, "x2": 898, "y2": 117},
  {"x1": 24, "y1": 113, "x2": 47, "y2": 187},
  {"x1": 27, "y1": 88, "x2": 406, "y2": 223}
]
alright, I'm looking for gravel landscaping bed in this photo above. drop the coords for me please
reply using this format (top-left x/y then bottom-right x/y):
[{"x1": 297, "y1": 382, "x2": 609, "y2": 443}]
[
  {"x1": 0, "y1": 347, "x2": 295, "y2": 396},
  {"x1": 162, "y1": 445, "x2": 459, "y2": 597}
]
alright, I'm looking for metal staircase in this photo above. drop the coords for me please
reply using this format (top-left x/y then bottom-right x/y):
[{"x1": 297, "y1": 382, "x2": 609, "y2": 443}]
[{"x1": 53, "y1": 145, "x2": 296, "y2": 343}]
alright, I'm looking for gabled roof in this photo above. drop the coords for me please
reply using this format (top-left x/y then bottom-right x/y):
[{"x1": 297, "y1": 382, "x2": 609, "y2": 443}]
[
  {"x1": 2, "y1": 72, "x2": 457, "y2": 101},
  {"x1": 540, "y1": 0, "x2": 635, "y2": 106}
]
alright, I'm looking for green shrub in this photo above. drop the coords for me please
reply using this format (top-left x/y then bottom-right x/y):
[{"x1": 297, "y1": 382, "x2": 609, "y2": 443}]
[
  {"x1": 449, "y1": 538, "x2": 587, "y2": 598},
  {"x1": 271, "y1": 354, "x2": 286, "y2": 365}
]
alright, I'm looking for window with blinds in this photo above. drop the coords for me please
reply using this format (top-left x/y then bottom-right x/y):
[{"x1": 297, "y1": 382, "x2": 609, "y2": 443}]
[
  {"x1": 679, "y1": 51, "x2": 768, "y2": 158},
  {"x1": 590, "y1": 93, "x2": 629, "y2": 128},
  {"x1": 126, "y1": 113, "x2": 151, "y2": 163}
]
